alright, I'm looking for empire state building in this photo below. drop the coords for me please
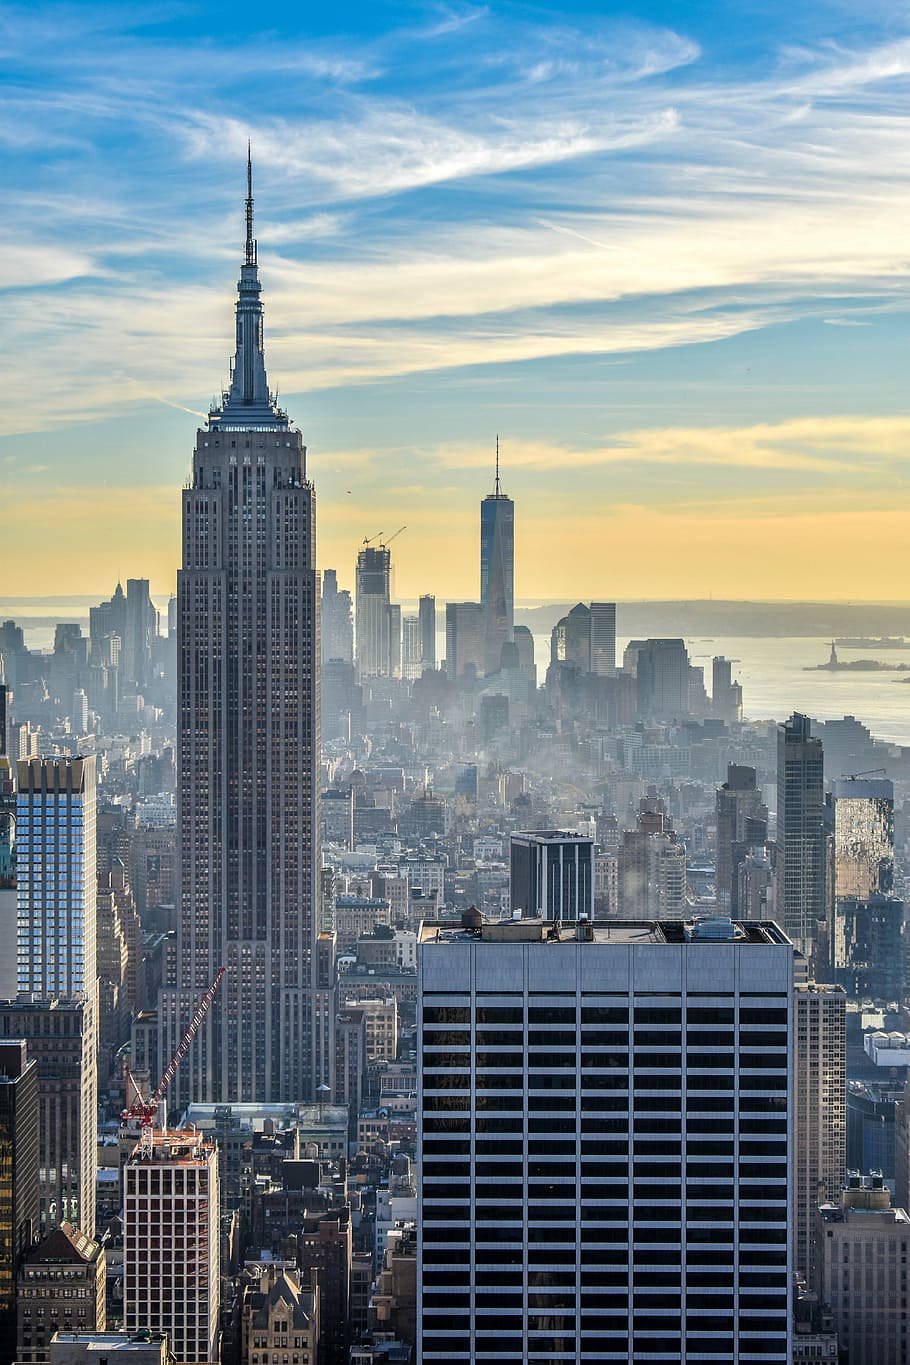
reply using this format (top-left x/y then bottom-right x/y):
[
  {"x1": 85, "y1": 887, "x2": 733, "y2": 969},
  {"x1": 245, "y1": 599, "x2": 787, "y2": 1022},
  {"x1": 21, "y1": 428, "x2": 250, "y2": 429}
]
[{"x1": 159, "y1": 157, "x2": 320, "y2": 1103}]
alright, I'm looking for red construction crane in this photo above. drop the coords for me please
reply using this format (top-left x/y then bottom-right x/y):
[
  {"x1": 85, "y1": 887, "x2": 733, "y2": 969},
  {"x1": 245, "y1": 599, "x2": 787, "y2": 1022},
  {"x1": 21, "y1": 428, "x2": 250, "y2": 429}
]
[{"x1": 121, "y1": 965, "x2": 226, "y2": 1158}]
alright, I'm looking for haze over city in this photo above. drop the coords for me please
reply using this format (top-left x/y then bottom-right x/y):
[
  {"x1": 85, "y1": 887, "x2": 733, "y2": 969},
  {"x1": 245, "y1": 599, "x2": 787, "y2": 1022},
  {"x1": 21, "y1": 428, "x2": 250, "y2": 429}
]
[{"x1": 3, "y1": 0, "x2": 910, "y2": 600}]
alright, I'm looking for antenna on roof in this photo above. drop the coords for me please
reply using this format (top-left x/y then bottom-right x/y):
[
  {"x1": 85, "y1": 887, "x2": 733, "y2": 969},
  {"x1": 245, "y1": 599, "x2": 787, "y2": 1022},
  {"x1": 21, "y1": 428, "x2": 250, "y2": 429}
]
[
  {"x1": 245, "y1": 142, "x2": 257, "y2": 267},
  {"x1": 494, "y1": 433, "x2": 501, "y2": 496}
]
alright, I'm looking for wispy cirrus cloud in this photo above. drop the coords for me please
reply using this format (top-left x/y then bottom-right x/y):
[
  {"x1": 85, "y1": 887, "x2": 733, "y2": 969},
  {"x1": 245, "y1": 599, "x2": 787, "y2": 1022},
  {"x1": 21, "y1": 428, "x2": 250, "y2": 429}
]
[
  {"x1": 426, "y1": 413, "x2": 910, "y2": 478},
  {"x1": 2, "y1": 0, "x2": 910, "y2": 606}
]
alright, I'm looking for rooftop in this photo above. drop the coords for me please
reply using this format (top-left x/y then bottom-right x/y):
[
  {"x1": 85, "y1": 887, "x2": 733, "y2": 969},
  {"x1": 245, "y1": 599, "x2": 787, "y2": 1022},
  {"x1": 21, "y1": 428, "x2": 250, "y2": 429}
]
[
  {"x1": 23, "y1": 1223, "x2": 102, "y2": 1266},
  {"x1": 418, "y1": 917, "x2": 791, "y2": 947},
  {"x1": 48, "y1": 1333, "x2": 167, "y2": 1354},
  {"x1": 125, "y1": 1130, "x2": 216, "y2": 1166}
]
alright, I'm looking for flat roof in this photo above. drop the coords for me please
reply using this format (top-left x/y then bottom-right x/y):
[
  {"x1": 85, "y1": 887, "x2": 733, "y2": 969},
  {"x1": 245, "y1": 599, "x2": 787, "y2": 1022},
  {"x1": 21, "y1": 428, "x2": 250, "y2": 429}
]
[
  {"x1": 49, "y1": 1334, "x2": 166, "y2": 1353},
  {"x1": 419, "y1": 918, "x2": 791, "y2": 947}
]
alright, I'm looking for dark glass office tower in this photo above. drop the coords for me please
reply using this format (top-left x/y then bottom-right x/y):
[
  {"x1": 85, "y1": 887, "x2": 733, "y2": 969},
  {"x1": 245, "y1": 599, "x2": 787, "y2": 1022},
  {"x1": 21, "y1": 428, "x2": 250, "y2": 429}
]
[
  {"x1": 161, "y1": 155, "x2": 319, "y2": 1103},
  {"x1": 0, "y1": 1041, "x2": 38, "y2": 1362},
  {"x1": 776, "y1": 713, "x2": 825, "y2": 956},
  {"x1": 480, "y1": 439, "x2": 514, "y2": 675},
  {"x1": 418, "y1": 916, "x2": 794, "y2": 1364}
]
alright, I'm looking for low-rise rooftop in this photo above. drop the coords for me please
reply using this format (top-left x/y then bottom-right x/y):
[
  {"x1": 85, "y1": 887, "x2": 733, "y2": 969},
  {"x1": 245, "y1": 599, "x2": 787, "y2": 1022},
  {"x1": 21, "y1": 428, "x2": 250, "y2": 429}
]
[{"x1": 418, "y1": 916, "x2": 791, "y2": 947}]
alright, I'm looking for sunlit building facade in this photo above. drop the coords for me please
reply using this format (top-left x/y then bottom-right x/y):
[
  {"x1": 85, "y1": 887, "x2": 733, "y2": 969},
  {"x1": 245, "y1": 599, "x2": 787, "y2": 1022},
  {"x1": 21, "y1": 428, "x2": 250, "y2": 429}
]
[
  {"x1": 831, "y1": 777, "x2": 893, "y2": 901},
  {"x1": 16, "y1": 757, "x2": 96, "y2": 1001}
]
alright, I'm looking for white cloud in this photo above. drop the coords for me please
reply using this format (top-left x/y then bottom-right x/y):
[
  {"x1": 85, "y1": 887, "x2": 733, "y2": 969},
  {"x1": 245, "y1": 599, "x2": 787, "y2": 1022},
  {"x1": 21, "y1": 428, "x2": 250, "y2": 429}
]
[
  {"x1": 426, "y1": 413, "x2": 910, "y2": 477},
  {"x1": 2, "y1": 10, "x2": 910, "y2": 440}
]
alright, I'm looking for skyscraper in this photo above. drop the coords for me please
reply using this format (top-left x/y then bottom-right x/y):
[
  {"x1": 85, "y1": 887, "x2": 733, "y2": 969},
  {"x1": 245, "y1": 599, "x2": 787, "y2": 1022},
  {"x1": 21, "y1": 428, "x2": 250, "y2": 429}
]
[
  {"x1": 124, "y1": 578, "x2": 156, "y2": 689},
  {"x1": 0, "y1": 1001, "x2": 96, "y2": 1235},
  {"x1": 401, "y1": 614, "x2": 422, "y2": 681},
  {"x1": 632, "y1": 638, "x2": 691, "y2": 718},
  {"x1": 589, "y1": 601, "x2": 616, "y2": 677},
  {"x1": 355, "y1": 544, "x2": 392, "y2": 678},
  {"x1": 418, "y1": 913, "x2": 793, "y2": 1364},
  {"x1": 123, "y1": 1132, "x2": 220, "y2": 1365},
  {"x1": 715, "y1": 764, "x2": 768, "y2": 915},
  {"x1": 162, "y1": 154, "x2": 319, "y2": 1104},
  {"x1": 444, "y1": 601, "x2": 483, "y2": 681},
  {"x1": 830, "y1": 776, "x2": 893, "y2": 901},
  {"x1": 829, "y1": 777, "x2": 897, "y2": 994},
  {"x1": 793, "y1": 983, "x2": 846, "y2": 1284},
  {"x1": 776, "y1": 714, "x2": 825, "y2": 957},
  {"x1": 712, "y1": 655, "x2": 743, "y2": 723},
  {"x1": 418, "y1": 594, "x2": 436, "y2": 671},
  {"x1": 16, "y1": 756, "x2": 97, "y2": 1002},
  {"x1": 509, "y1": 830, "x2": 594, "y2": 918},
  {"x1": 0, "y1": 1040, "x2": 38, "y2": 1361},
  {"x1": 480, "y1": 438, "x2": 514, "y2": 675},
  {"x1": 321, "y1": 569, "x2": 354, "y2": 665}
]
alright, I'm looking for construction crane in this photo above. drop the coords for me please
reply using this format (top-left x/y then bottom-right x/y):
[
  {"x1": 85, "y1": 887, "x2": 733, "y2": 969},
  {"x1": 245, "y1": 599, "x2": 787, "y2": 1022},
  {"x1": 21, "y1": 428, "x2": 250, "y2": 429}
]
[
  {"x1": 841, "y1": 768, "x2": 887, "y2": 781},
  {"x1": 121, "y1": 966, "x2": 226, "y2": 1158},
  {"x1": 382, "y1": 525, "x2": 407, "y2": 547},
  {"x1": 362, "y1": 530, "x2": 384, "y2": 547}
]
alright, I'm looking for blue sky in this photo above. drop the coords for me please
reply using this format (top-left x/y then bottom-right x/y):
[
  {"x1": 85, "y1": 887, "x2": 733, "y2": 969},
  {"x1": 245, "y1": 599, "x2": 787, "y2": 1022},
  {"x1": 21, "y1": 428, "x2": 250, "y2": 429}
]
[{"x1": 2, "y1": 0, "x2": 909, "y2": 600}]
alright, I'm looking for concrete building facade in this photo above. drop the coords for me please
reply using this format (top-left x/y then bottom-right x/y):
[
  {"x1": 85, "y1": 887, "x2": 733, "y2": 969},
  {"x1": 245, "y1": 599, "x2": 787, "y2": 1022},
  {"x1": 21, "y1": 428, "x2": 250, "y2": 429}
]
[
  {"x1": 816, "y1": 1177, "x2": 910, "y2": 1365},
  {"x1": 793, "y1": 984, "x2": 846, "y2": 1283},
  {"x1": 123, "y1": 1133, "x2": 220, "y2": 1365},
  {"x1": 160, "y1": 157, "x2": 319, "y2": 1104}
]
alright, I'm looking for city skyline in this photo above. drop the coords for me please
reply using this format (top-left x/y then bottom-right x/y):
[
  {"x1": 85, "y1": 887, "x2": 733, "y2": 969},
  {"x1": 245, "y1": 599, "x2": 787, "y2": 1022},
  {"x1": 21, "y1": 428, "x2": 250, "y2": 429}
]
[{"x1": 3, "y1": 1, "x2": 910, "y2": 601}]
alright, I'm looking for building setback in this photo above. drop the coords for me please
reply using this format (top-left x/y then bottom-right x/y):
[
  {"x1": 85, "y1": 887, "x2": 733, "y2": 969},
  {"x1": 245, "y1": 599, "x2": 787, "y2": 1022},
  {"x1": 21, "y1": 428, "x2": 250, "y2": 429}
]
[
  {"x1": 417, "y1": 914, "x2": 793, "y2": 1364},
  {"x1": 159, "y1": 154, "x2": 319, "y2": 1104}
]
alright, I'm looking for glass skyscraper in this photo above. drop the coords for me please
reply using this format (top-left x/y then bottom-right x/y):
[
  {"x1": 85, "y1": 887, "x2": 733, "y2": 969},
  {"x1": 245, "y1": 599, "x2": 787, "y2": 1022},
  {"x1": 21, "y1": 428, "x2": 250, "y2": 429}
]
[
  {"x1": 15, "y1": 756, "x2": 96, "y2": 1001},
  {"x1": 480, "y1": 440, "x2": 514, "y2": 675}
]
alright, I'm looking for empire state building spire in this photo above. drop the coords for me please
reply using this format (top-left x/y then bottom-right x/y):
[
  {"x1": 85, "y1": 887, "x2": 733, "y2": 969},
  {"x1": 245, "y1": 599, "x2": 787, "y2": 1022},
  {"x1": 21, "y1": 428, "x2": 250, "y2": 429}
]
[{"x1": 210, "y1": 150, "x2": 288, "y2": 429}]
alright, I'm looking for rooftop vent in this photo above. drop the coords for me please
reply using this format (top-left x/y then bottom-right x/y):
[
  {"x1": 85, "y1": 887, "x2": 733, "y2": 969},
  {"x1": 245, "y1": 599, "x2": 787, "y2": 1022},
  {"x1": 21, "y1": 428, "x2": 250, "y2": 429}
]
[{"x1": 684, "y1": 915, "x2": 743, "y2": 942}]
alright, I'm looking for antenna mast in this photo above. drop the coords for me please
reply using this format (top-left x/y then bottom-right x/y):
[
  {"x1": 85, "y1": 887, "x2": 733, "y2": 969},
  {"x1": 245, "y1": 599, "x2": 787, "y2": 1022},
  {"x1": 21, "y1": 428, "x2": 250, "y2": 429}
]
[{"x1": 245, "y1": 142, "x2": 257, "y2": 266}]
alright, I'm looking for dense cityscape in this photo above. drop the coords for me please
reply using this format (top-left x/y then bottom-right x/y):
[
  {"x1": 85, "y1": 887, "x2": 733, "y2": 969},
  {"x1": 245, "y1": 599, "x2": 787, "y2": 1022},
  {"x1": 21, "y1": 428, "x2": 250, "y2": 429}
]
[{"x1": 3, "y1": 8, "x2": 910, "y2": 1358}]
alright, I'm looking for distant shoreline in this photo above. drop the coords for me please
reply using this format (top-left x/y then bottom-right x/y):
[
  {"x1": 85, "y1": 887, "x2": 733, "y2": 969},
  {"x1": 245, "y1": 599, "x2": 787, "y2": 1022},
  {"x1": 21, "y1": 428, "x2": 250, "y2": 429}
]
[{"x1": 3, "y1": 597, "x2": 910, "y2": 643}]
